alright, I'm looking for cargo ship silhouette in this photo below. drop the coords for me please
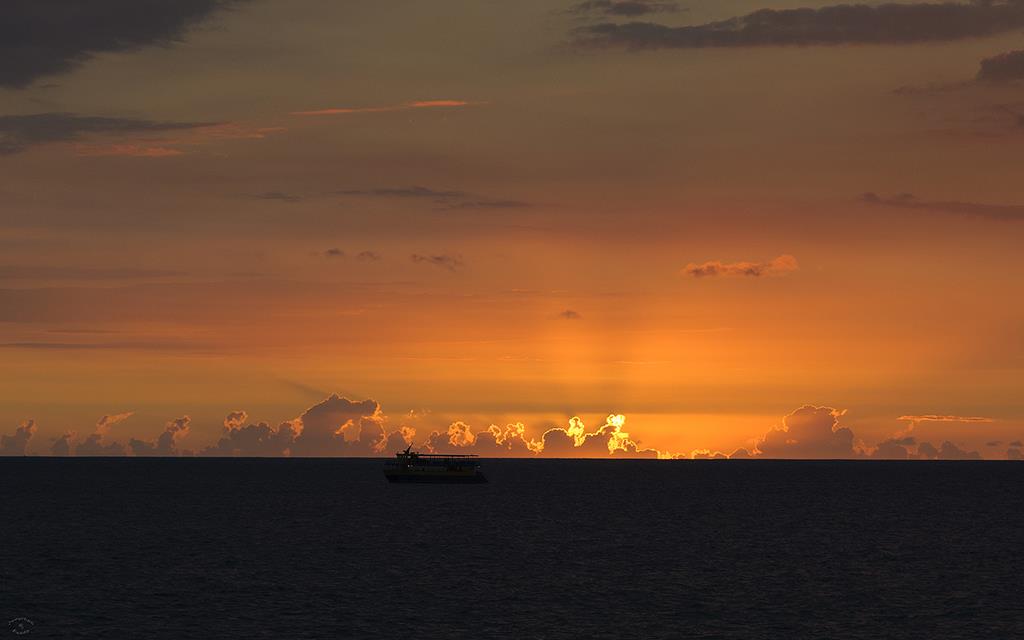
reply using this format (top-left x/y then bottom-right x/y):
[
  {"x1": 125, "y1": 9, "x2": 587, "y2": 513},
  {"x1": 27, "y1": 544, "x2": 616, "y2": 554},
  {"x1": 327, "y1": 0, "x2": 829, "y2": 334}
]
[{"x1": 384, "y1": 446, "x2": 487, "y2": 483}]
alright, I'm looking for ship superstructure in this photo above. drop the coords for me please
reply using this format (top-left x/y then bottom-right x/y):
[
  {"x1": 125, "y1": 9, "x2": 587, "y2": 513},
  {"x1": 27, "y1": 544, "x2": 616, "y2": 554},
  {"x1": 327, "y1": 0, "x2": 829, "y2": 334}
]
[{"x1": 384, "y1": 446, "x2": 487, "y2": 483}]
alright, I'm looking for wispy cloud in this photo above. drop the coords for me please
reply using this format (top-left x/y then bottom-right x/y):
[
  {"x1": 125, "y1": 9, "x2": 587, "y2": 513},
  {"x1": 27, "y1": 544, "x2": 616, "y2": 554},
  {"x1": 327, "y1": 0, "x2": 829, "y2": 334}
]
[
  {"x1": 337, "y1": 186, "x2": 468, "y2": 199},
  {"x1": 0, "y1": 341, "x2": 203, "y2": 351},
  {"x1": 568, "y1": 0, "x2": 682, "y2": 18},
  {"x1": 95, "y1": 412, "x2": 134, "y2": 436},
  {"x1": 0, "y1": 112, "x2": 218, "y2": 156},
  {"x1": 683, "y1": 255, "x2": 798, "y2": 278},
  {"x1": 337, "y1": 185, "x2": 532, "y2": 211},
  {"x1": 291, "y1": 100, "x2": 480, "y2": 117},
  {"x1": 0, "y1": 113, "x2": 286, "y2": 157},
  {"x1": 862, "y1": 192, "x2": 1024, "y2": 222},
  {"x1": 559, "y1": 309, "x2": 583, "y2": 320},
  {"x1": 75, "y1": 144, "x2": 184, "y2": 157},
  {"x1": 898, "y1": 415, "x2": 995, "y2": 425},
  {"x1": 251, "y1": 191, "x2": 303, "y2": 203},
  {"x1": 0, "y1": 265, "x2": 185, "y2": 281},
  {"x1": 411, "y1": 254, "x2": 464, "y2": 271},
  {"x1": 439, "y1": 199, "x2": 532, "y2": 211}
]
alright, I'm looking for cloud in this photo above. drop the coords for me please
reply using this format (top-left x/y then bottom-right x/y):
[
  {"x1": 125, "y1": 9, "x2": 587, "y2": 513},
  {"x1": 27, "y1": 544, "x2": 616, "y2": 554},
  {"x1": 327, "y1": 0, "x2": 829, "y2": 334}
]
[
  {"x1": 73, "y1": 122, "x2": 285, "y2": 157},
  {"x1": 75, "y1": 145, "x2": 185, "y2": 157},
  {"x1": 50, "y1": 432, "x2": 75, "y2": 456},
  {"x1": 1011, "y1": 440, "x2": 1024, "y2": 447},
  {"x1": 196, "y1": 397, "x2": 415, "y2": 459},
  {"x1": 572, "y1": 1, "x2": 1024, "y2": 49},
  {"x1": 753, "y1": 405, "x2": 857, "y2": 459},
  {"x1": 746, "y1": 408, "x2": 986, "y2": 460},
  {"x1": 569, "y1": 1, "x2": 681, "y2": 17},
  {"x1": 683, "y1": 254, "x2": 798, "y2": 278},
  {"x1": 337, "y1": 186, "x2": 468, "y2": 199},
  {"x1": 0, "y1": 0, "x2": 243, "y2": 89},
  {"x1": 291, "y1": 100, "x2": 478, "y2": 117},
  {"x1": 223, "y1": 411, "x2": 248, "y2": 430},
  {"x1": 0, "y1": 265, "x2": 185, "y2": 281},
  {"x1": 76, "y1": 412, "x2": 133, "y2": 456},
  {"x1": 427, "y1": 421, "x2": 477, "y2": 450},
  {"x1": 129, "y1": 416, "x2": 191, "y2": 456},
  {"x1": 356, "y1": 251, "x2": 382, "y2": 262},
  {"x1": 0, "y1": 421, "x2": 36, "y2": 456},
  {"x1": 96, "y1": 412, "x2": 134, "y2": 435},
  {"x1": 897, "y1": 414, "x2": 995, "y2": 427},
  {"x1": 411, "y1": 254, "x2": 464, "y2": 271},
  {"x1": 0, "y1": 341, "x2": 201, "y2": 351},
  {"x1": 14, "y1": 397, "x2": 1006, "y2": 460},
  {"x1": 896, "y1": 47, "x2": 1024, "y2": 93},
  {"x1": 324, "y1": 248, "x2": 346, "y2": 258},
  {"x1": 862, "y1": 192, "x2": 1024, "y2": 222},
  {"x1": 439, "y1": 199, "x2": 533, "y2": 210},
  {"x1": 871, "y1": 437, "x2": 917, "y2": 460},
  {"x1": 287, "y1": 395, "x2": 388, "y2": 457},
  {"x1": 535, "y1": 414, "x2": 661, "y2": 458},
  {"x1": 0, "y1": 112, "x2": 218, "y2": 155},
  {"x1": 691, "y1": 449, "x2": 729, "y2": 459},
  {"x1": 336, "y1": 186, "x2": 532, "y2": 210},
  {"x1": 911, "y1": 440, "x2": 983, "y2": 460},
  {"x1": 423, "y1": 414, "x2": 660, "y2": 459},
  {"x1": 1008, "y1": 448, "x2": 1023, "y2": 460},
  {"x1": 430, "y1": 422, "x2": 535, "y2": 457},
  {"x1": 559, "y1": 310, "x2": 583, "y2": 320},
  {"x1": 252, "y1": 191, "x2": 303, "y2": 203},
  {"x1": 76, "y1": 434, "x2": 127, "y2": 456},
  {"x1": 205, "y1": 419, "x2": 302, "y2": 457},
  {"x1": 977, "y1": 49, "x2": 1024, "y2": 83}
]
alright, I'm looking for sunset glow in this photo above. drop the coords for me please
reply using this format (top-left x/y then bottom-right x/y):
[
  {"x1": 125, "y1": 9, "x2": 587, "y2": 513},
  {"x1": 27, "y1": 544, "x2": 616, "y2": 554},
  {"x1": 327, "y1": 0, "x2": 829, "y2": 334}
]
[{"x1": 2, "y1": 0, "x2": 1022, "y2": 461}]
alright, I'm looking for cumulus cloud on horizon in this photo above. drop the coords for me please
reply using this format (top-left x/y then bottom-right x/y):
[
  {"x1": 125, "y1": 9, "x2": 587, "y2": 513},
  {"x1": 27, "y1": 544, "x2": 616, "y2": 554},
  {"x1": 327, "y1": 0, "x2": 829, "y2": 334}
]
[
  {"x1": 206, "y1": 398, "x2": 662, "y2": 459},
  {"x1": 1, "y1": 398, "x2": 1013, "y2": 460},
  {"x1": 0, "y1": 420, "x2": 36, "y2": 455},
  {"x1": 129, "y1": 416, "x2": 191, "y2": 456}
]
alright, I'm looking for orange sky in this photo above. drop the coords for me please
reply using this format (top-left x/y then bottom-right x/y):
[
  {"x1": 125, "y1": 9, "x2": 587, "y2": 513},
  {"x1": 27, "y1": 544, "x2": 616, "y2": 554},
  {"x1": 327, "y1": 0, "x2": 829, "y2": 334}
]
[{"x1": 2, "y1": 0, "x2": 1023, "y2": 459}]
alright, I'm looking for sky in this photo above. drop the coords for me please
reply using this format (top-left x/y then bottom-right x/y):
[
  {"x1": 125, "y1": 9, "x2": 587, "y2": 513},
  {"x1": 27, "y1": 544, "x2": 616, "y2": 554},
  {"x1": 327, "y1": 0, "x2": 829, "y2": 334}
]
[{"x1": 1, "y1": 0, "x2": 1023, "y2": 460}]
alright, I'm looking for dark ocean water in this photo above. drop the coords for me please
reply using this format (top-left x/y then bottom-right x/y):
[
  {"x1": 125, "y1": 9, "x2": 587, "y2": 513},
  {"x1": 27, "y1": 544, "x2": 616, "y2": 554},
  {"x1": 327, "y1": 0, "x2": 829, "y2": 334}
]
[{"x1": 1, "y1": 459, "x2": 1022, "y2": 639}]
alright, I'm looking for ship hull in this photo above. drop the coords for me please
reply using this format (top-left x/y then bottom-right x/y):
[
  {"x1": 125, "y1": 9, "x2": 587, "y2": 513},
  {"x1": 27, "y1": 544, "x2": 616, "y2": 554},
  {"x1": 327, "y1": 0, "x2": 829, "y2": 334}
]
[{"x1": 385, "y1": 471, "x2": 487, "y2": 484}]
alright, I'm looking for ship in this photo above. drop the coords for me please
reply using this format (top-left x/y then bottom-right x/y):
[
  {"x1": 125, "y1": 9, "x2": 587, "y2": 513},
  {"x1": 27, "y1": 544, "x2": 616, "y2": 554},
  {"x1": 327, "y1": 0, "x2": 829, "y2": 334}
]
[{"x1": 384, "y1": 446, "x2": 487, "y2": 483}]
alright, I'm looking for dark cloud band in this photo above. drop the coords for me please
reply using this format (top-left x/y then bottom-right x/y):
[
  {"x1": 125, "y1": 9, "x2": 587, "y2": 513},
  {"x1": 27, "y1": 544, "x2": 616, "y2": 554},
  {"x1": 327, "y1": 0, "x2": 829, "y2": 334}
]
[
  {"x1": 0, "y1": 112, "x2": 217, "y2": 155},
  {"x1": 977, "y1": 49, "x2": 1024, "y2": 82},
  {"x1": 1, "y1": 0, "x2": 242, "y2": 88},
  {"x1": 574, "y1": 1, "x2": 1024, "y2": 49},
  {"x1": 569, "y1": 1, "x2": 681, "y2": 18}
]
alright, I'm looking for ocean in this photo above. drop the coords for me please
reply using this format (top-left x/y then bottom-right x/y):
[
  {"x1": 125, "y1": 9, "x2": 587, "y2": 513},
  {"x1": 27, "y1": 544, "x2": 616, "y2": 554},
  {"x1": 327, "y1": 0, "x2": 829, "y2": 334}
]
[{"x1": 2, "y1": 458, "x2": 1022, "y2": 639}]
